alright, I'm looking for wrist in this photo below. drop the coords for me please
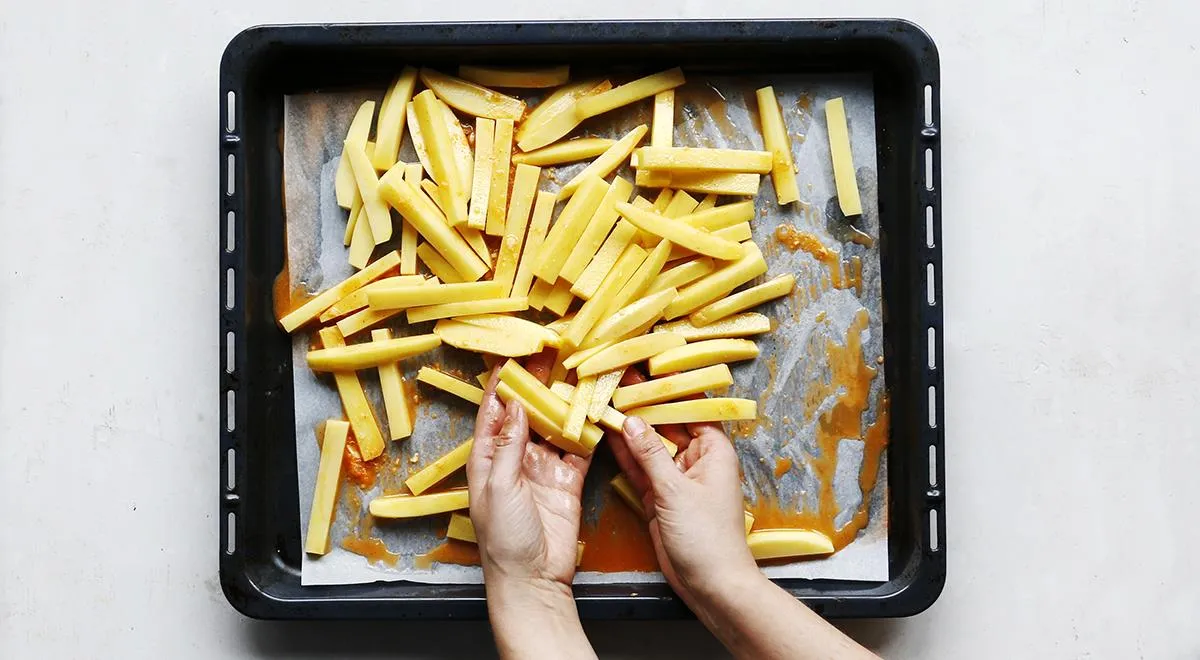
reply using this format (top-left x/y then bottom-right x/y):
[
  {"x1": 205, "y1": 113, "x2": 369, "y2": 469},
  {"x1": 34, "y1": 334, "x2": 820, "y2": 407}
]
[
  {"x1": 486, "y1": 571, "x2": 589, "y2": 659},
  {"x1": 685, "y1": 560, "x2": 764, "y2": 620}
]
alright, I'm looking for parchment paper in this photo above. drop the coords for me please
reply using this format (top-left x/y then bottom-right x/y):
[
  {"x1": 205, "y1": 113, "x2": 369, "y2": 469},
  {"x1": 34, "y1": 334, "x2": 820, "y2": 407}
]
[{"x1": 285, "y1": 74, "x2": 888, "y2": 586}]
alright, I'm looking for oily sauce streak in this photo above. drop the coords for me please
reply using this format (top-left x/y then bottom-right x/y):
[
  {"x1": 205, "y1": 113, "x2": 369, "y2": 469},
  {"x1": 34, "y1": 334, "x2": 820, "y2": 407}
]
[
  {"x1": 341, "y1": 536, "x2": 400, "y2": 566},
  {"x1": 578, "y1": 493, "x2": 659, "y2": 573},
  {"x1": 774, "y1": 457, "x2": 793, "y2": 479},
  {"x1": 773, "y1": 224, "x2": 844, "y2": 289},
  {"x1": 343, "y1": 433, "x2": 384, "y2": 491},
  {"x1": 416, "y1": 539, "x2": 481, "y2": 569}
]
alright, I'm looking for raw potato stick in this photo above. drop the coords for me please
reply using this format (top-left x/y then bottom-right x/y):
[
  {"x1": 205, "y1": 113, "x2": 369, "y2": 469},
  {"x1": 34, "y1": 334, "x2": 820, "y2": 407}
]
[
  {"x1": 690, "y1": 274, "x2": 796, "y2": 326},
  {"x1": 647, "y1": 257, "x2": 715, "y2": 294},
  {"x1": 575, "y1": 332, "x2": 687, "y2": 377},
  {"x1": 570, "y1": 220, "x2": 638, "y2": 299},
  {"x1": 366, "y1": 281, "x2": 504, "y2": 310},
  {"x1": 533, "y1": 175, "x2": 609, "y2": 283},
  {"x1": 306, "y1": 334, "x2": 442, "y2": 372},
  {"x1": 652, "y1": 312, "x2": 772, "y2": 341},
  {"x1": 574, "y1": 68, "x2": 686, "y2": 121},
  {"x1": 517, "y1": 79, "x2": 613, "y2": 151},
  {"x1": 319, "y1": 275, "x2": 428, "y2": 323},
  {"x1": 335, "y1": 101, "x2": 375, "y2": 208},
  {"x1": 634, "y1": 147, "x2": 773, "y2": 174},
  {"x1": 825, "y1": 97, "x2": 863, "y2": 216},
  {"x1": 434, "y1": 319, "x2": 545, "y2": 357},
  {"x1": 611, "y1": 364, "x2": 734, "y2": 410},
  {"x1": 493, "y1": 164, "x2": 542, "y2": 293},
  {"x1": 560, "y1": 245, "x2": 648, "y2": 348},
  {"x1": 615, "y1": 202, "x2": 742, "y2": 260},
  {"x1": 304, "y1": 420, "x2": 350, "y2": 555},
  {"x1": 486, "y1": 119, "x2": 515, "y2": 236},
  {"x1": 419, "y1": 68, "x2": 526, "y2": 121},
  {"x1": 411, "y1": 90, "x2": 468, "y2": 226},
  {"x1": 556, "y1": 124, "x2": 648, "y2": 200},
  {"x1": 399, "y1": 163, "x2": 423, "y2": 274},
  {"x1": 563, "y1": 376, "x2": 595, "y2": 442},
  {"x1": 347, "y1": 200, "x2": 374, "y2": 269},
  {"x1": 635, "y1": 170, "x2": 761, "y2": 196},
  {"x1": 648, "y1": 338, "x2": 761, "y2": 375},
  {"x1": 416, "y1": 243, "x2": 464, "y2": 284},
  {"x1": 550, "y1": 380, "x2": 625, "y2": 433},
  {"x1": 624, "y1": 397, "x2": 758, "y2": 424},
  {"x1": 605, "y1": 240, "x2": 673, "y2": 315},
  {"x1": 512, "y1": 138, "x2": 615, "y2": 166},
  {"x1": 405, "y1": 439, "x2": 473, "y2": 495},
  {"x1": 560, "y1": 176, "x2": 634, "y2": 283},
  {"x1": 588, "y1": 368, "x2": 626, "y2": 423},
  {"x1": 318, "y1": 328, "x2": 386, "y2": 460},
  {"x1": 369, "y1": 488, "x2": 469, "y2": 518},
  {"x1": 511, "y1": 191, "x2": 556, "y2": 298},
  {"x1": 345, "y1": 141, "x2": 393, "y2": 243},
  {"x1": 278, "y1": 251, "x2": 400, "y2": 332},
  {"x1": 651, "y1": 90, "x2": 674, "y2": 147},
  {"x1": 467, "y1": 117, "x2": 495, "y2": 230},
  {"x1": 583, "y1": 286, "x2": 678, "y2": 348},
  {"x1": 372, "y1": 68, "x2": 419, "y2": 170},
  {"x1": 676, "y1": 200, "x2": 756, "y2": 231},
  {"x1": 372, "y1": 329, "x2": 414, "y2": 440},
  {"x1": 663, "y1": 242, "x2": 768, "y2": 319},
  {"x1": 377, "y1": 172, "x2": 489, "y2": 281},
  {"x1": 458, "y1": 65, "x2": 570, "y2": 88},
  {"x1": 416, "y1": 366, "x2": 485, "y2": 405},
  {"x1": 495, "y1": 382, "x2": 592, "y2": 456},
  {"x1": 405, "y1": 296, "x2": 529, "y2": 324},
  {"x1": 755, "y1": 86, "x2": 801, "y2": 204},
  {"x1": 747, "y1": 529, "x2": 834, "y2": 560}
]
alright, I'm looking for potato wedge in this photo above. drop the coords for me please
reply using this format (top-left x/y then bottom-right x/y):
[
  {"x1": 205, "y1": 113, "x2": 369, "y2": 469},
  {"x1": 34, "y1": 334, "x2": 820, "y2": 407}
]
[
  {"x1": 755, "y1": 86, "x2": 800, "y2": 204},
  {"x1": 663, "y1": 242, "x2": 768, "y2": 319},
  {"x1": 495, "y1": 381, "x2": 591, "y2": 456},
  {"x1": 588, "y1": 368, "x2": 626, "y2": 423},
  {"x1": 517, "y1": 79, "x2": 613, "y2": 151},
  {"x1": 560, "y1": 176, "x2": 634, "y2": 283},
  {"x1": 335, "y1": 101, "x2": 375, "y2": 209},
  {"x1": 307, "y1": 334, "x2": 441, "y2": 372},
  {"x1": 405, "y1": 439, "x2": 473, "y2": 495},
  {"x1": 318, "y1": 328, "x2": 385, "y2": 460},
  {"x1": 690, "y1": 274, "x2": 796, "y2": 326},
  {"x1": 532, "y1": 175, "x2": 609, "y2": 283},
  {"x1": 648, "y1": 338, "x2": 760, "y2": 375},
  {"x1": 304, "y1": 420, "x2": 350, "y2": 555},
  {"x1": 336, "y1": 307, "x2": 402, "y2": 338},
  {"x1": 824, "y1": 97, "x2": 862, "y2": 216},
  {"x1": 366, "y1": 281, "x2": 503, "y2": 310},
  {"x1": 420, "y1": 68, "x2": 526, "y2": 121},
  {"x1": 487, "y1": 118, "x2": 515, "y2": 236},
  {"x1": 416, "y1": 367, "x2": 485, "y2": 405},
  {"x1": 433, "y1": 319, "x2": 545, "y2": 357},
  {"x1": 406, "y1": 296, "x2": 529, "y2": 324},
  {"x1": 447, "y1": 511, "x2": 477, "y2": 543},
  {"x1": 544, "y1": 278, "x2": 576, "y2": 317},
  {"x1": 576, "y1": 332, "x2": 687, "y2": 378},
  {"x1": 466, "y1": 117, "x2": 495, "y2": 230},
  {"x1": 369, "y1": 488, "x2": 469, "y2": 518},
  {"x1": 458, "y1": 65, "x2": 570, "y2": 89},
  {"x1": 512, "y1": 138, "x2": 615, "y2": 166},
  {"x1": 411, "y1": 90, "x2": 468, "y2": 226},
  {"x1": 625, "y1": 397, "x2": 757, "y2": 424},
  {"x1": 611, "y1": 364, "x2": 733, "y2": 411},
  {"x1": 371, "y1": 329, "x2": 415, "y2": 440},
  {"x1": 372, "y1": 68, "x2": 420, "y2": 170},
  {"x1": 614, "y1": 202, "x2": 742, "y2": 260},
  {"x1": 278, "y1": 251, "x2": 400, "y2": 332},
  {"x1": 456, "y1": 313, "x2": 560, "y2": 347},
  {"x1": 511, "y1": 190, "x2": 556, "y2": 298},
  {"x1": 747, "y1": 529, "x2": 835, "y2": 560},
  {"x1": 416, "y1": 243, "x2": 464, "y2": 284},
  {"x1": 575, "y1": 68, "x2": 685, "y2": 121},
  {"x1": 557, "y1": 124, "x2": 648, "y2": 200},
  {"x1": 345, "y1": 141, "x2": 393, "y2": 243}
]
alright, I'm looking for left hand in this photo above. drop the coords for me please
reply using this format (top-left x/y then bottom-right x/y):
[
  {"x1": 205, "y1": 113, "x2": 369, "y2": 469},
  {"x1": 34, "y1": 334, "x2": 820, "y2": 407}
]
[{"x1": 467, "y1": 368, "x2": 592, "y2": 589}]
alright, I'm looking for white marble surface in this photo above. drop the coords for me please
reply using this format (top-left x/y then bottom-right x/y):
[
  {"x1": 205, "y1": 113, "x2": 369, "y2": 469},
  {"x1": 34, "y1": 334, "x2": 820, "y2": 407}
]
[{"x1": 1, "y1": 1, "x2": 1197, "y2": 658}]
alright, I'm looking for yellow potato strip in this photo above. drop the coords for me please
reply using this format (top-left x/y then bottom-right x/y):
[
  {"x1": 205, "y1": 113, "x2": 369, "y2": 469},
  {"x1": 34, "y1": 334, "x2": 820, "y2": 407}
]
[
  {"x1": 635, "y1": 147, "x2": 773, "y2": 174},
  {"x1": 517, "y1": 79, "x2": 614, "y2": 151},
  {"x1": 588, "y1": 368, "x2": 626, "y2": 423},
  {"x1": 405, "y1": 296, "x2": 529, "y2": 324},
  {"x1": 319, "y1": 275, "x2": 428, "y2": 322},
  {"x1": 307, "y1": 334, "x2": 441, "y2": 372},
  {"x1": 747, "y1": 529, "x2": 834, "y2": 560},
  {"x1": 533, "y1": 175, "x2": 609, "y2": 283},
  {"x1": 825, "y1": 97, "x2": 863, "y2": 216},
  {"x1": 466, "y1": 117, "x2": 495, "y2": 230},
  {"x1": 625, "y1": 398, "x2": 757, "y2": 424},
  {"x1": 416, "y1": 367, "x2": 484, "y2": 405},
  {"x1": 755, "y1": 86, "x2": 800, "y2": 204},
  {"x1": 486, "y1": 118, "x2": 515, "y2": 236},
  {"x1": 561, "y1": 244, "x2": 647, "y2": 349},
  {"x1": 369, "y1": 488, "x2": 470, "y2": 518},
  {"x1": 371, "y1": 329, "x2": 414, "y2": 440},
  {"x1": 458, "y1": 65, "x2": 570, "y2": 88},
  {"x1": 412, "y1": 90, "x2": 468, "y2": 226},
  {"x1": 512, "y1": 138, "x2": 615, "y2": 166},
  {"x1": 615, "y1": 202, "x2": 742, "y2": 260},
  {"x1": 663, "y1": 242, "x2": 768, "y2": 319},
  {"x1": 416, "y1": 243, "x2": 464, "y2": 284},
  {"x1": 570, "y1": 220, "x2": 638, "y2": 300},
  {"x1": 399, "y1": 163, "x2": 424, "y2": 274},
  {"x1": 575, "y1": 68, "x2": 685, "y2": 121},
  {"x1": 405, "y1": 439, "x2": 473, "y2": 495},
  {"x1": 511, "y1": 190, "x2": 556, "y2": 298},
  {"x1": 647, "y1": 257, "x2": 715, "y2": 294},
  {"x1": 647, "y1": 338, "x2": 760, "y2": 376},
  {"x1": 690, "y1": 274, "x2": 796, "y2": 327},
  {"x1": 366, "y1": 281, "x2": 503, "y2": 310},
  {"x1": 278, "y1": 251, "x2": 400, "y2": 332},
  {"x1": 336, "y1": 101, "x2": 375, "y2": 208},
  {"x1": 576, "y1": 332, "x2": 687, "y2": 378},
  {"x1": 420, "y1": 68, "x2": 526, "y2": 121},
  {"x1": 651, "y1": 90, "x2": 674, "y2": 147},
  {"x1": 635, "y1": 170, "x2": 761, "y2": 196},
  {"x1": 318, "y1": 327, "x2": 385, "y2": 460},
  {"x1": 611, "y1": 364, "x2": 734, "y2": 411},
  {"x1": 377, "y1": 173, "x2": 488, "y2": 281},
  {"x1": 556, "y1": 124, "x2": 648, "y2": 200},
  {"x1": 304, "y1": 420, "x2": 350, "y2": 555},
  {"x1": 560, "y1": 176, "x2": 634, "y2": 283},
  {"x1": 493, "y1": 164, "x2": 541, "y2": 293},
  {"x1": 583, "y1": 286, "x2": 677, "y2": 348},
  {"x1": 372, "y1": 68, "x2": 419, "y2": 170}
]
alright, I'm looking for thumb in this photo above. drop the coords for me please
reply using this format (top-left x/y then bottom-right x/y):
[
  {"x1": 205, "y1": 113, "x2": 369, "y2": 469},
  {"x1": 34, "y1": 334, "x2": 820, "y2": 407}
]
[
  {"x1": 622, "y1": 416, "x2": 682, "y2": 492},
  {"x1": 490, "y1": 399, "x2": 530, "y2": 489}
]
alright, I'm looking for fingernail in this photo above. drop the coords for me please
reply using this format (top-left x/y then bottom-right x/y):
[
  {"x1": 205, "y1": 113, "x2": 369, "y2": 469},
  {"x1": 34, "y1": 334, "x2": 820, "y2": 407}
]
[{"x1": 624, "y1": 416, "x2": 648, "y2": 437}]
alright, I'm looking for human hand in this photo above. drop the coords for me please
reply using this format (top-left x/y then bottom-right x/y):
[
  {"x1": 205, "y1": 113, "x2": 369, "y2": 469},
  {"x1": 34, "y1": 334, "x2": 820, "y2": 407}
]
[
  {"x1": 467, "y1": 368, "x2": 592, "y2": 591},
  {"x1": 608, "y1": 411, "x2": 758, "y2": 608}
]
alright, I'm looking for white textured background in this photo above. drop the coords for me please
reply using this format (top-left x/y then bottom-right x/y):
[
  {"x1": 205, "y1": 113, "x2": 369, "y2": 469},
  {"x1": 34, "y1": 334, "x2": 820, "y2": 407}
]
[{"x1": 1, "y1": 2, "x2": 1198, "y2": 658}]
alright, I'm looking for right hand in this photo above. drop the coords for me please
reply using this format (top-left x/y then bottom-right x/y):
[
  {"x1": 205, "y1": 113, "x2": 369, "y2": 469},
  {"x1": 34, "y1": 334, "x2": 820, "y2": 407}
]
[{"x1": 608, "y1": 414, "x2": 759, "y2": 607}]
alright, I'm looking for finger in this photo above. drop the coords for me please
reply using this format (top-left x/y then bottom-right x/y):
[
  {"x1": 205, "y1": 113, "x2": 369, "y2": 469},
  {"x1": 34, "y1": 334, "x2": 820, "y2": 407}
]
[
  {"x1": 561, "y1": 450, "x2": 594, "y2": 495},
  {"x1": 489, "y1": 399, "x2": 531, "y2": 489},
  {"x1": 686, "y1": 420, "x2": 727, "y2": 440},
  {"x1": 523, "y1": 348, "x2": 556, "y2": 385},
  {"x1": 467, "y1": 368, "x2": 504, "y2": 487},
  {"x1": 608, "y1": 429, "x2": 651, "y2": 495},
  {"x1": 658, "y1": 423, "x2": 692, "y2": 453},
  {"x1": 622, "y1": 416, "x2": 683, "y2": 490}
]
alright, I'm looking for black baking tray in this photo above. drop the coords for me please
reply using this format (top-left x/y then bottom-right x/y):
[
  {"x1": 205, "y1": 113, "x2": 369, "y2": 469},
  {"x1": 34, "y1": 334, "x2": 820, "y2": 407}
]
[{"x1": 219, "y1": 19, "x2": 944, "y2": 620}]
